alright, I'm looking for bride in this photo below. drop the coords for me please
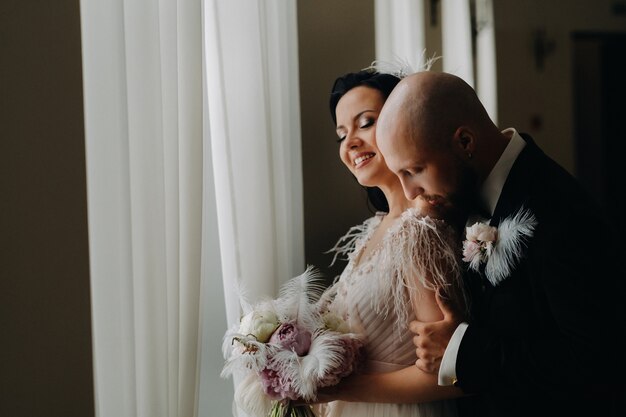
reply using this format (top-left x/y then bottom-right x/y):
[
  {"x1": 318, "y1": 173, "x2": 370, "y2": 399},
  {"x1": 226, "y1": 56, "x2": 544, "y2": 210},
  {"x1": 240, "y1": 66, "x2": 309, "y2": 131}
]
[{"x1": 315, "y1": 68, "x2": 468, "y2": 417}]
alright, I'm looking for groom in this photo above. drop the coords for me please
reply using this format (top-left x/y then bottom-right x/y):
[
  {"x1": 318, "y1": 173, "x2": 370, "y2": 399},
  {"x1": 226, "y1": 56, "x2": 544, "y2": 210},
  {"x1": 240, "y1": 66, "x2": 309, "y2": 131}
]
[{"x1": 376, "y1": 71, "x2": 626, "y2": 417}]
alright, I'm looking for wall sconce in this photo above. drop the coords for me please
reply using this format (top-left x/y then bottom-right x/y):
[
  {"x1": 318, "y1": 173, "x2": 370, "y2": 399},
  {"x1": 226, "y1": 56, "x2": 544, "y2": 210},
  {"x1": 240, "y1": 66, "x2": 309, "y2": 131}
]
[{"x1": 533, "y1": 28, "x2": 555, "y2": 71}]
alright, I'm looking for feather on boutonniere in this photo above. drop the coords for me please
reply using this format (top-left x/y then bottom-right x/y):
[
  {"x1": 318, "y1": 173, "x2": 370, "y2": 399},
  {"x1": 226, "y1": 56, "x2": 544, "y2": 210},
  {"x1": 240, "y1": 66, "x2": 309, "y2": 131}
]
[{"x1": 462, "y1": 208, "x2": 537, "y2": 286}]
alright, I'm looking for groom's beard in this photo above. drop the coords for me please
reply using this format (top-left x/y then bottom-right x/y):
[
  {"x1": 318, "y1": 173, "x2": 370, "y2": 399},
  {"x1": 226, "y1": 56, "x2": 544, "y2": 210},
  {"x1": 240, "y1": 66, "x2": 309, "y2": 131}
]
[
  {"x1": 442, "y1": 164, "x2": 482, "y2": 230},
  {"x1": 417, "y1": 162, "x2": 481, "y2": 232}
]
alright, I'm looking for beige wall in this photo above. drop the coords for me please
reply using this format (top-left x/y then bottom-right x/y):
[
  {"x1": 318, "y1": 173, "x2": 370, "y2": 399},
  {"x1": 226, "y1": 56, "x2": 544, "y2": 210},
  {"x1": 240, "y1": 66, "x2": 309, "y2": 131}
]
[{"x1": 0, "y1": 1, "x2": 94, "y2": 416}]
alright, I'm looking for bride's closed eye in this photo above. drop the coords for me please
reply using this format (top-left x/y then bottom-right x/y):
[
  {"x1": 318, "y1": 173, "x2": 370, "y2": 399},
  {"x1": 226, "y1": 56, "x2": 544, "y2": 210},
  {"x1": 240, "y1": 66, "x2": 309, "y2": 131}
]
[
  {"x1": 359, "y1": 116, "x2": 375, "y2": 129},
  {"x1": 335, "y1": 112, "x2": 377, "y2": 143}
]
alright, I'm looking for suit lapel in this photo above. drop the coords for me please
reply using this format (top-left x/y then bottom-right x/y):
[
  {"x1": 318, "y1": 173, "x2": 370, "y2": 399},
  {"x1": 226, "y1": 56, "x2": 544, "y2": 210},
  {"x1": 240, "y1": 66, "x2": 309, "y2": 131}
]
[
  {"x1": 471, "y1": 134, "x2": 540, "y2": 309},
  {"x1": 490, "y1": 133, "x2": 539, "y2": 228}
]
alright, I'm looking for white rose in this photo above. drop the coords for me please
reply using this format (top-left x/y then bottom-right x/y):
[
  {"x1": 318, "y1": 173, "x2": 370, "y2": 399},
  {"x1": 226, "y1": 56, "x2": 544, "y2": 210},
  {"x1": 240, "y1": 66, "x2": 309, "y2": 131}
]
[
  {"x1": 238, "y1": 310, "x2": 280, "y2": 342},
  {"x1": 466, "y1": 222, "x2": 497, "y2": 243}
]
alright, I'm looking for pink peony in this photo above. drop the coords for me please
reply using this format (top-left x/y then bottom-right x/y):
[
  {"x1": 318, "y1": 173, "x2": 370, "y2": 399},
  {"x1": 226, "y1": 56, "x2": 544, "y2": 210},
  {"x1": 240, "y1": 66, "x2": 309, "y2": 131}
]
[
  {"x1": 269, "y1": 322, "x2": 312, "y2": 356},
  {"x1": 259, "y1": 364, "x2": 299, "y2": 400}
]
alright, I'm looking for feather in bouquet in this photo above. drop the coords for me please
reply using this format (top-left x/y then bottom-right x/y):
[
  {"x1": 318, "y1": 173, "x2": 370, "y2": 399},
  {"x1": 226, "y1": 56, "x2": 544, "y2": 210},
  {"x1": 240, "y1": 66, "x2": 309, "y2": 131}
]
[{"x1": 221, "y1": 266, "x2": 364, "y2": 417}]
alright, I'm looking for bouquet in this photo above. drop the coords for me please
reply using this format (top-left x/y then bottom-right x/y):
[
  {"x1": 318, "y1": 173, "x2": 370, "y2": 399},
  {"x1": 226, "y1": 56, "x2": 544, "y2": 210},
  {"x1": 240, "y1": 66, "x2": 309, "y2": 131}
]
[{"x1": 221, "y1": 267, "x2": 364, "y2": 417}]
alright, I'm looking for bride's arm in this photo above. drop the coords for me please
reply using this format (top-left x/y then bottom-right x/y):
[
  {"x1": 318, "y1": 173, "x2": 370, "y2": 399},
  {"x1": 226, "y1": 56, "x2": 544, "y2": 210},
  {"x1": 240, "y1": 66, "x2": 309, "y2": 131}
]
[
  {"x1": 311, "y1": 284, "x2": 464, "y2": 405},
  {"x1": 315, "y1": 365, "x2": 463, "y2": 404}
]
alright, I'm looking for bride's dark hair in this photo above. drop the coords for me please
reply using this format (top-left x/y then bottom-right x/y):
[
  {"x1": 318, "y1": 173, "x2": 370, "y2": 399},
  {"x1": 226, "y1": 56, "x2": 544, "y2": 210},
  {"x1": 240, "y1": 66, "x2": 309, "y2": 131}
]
[{"x1": 329, "y1": 69, "x2": 401, "y2": 213}]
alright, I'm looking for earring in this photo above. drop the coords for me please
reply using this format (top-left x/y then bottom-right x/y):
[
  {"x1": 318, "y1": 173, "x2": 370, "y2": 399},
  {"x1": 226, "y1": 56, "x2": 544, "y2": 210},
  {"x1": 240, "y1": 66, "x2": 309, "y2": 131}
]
[{"x1": 468, "y1": 152, "x2": 473, "y2": 160}]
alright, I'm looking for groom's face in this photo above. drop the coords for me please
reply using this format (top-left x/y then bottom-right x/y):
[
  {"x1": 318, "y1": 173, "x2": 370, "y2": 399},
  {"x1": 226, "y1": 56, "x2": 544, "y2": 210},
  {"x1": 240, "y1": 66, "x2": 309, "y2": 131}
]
[{"x1": 379, "y1": 128, "x2": 480, "y2": 218}]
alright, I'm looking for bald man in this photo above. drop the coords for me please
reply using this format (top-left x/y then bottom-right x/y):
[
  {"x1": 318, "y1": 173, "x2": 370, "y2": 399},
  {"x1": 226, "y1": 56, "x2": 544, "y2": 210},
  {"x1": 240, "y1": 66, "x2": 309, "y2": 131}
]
[{"x1": 377, "y1": 71, "x2": 626, "y2": 417}]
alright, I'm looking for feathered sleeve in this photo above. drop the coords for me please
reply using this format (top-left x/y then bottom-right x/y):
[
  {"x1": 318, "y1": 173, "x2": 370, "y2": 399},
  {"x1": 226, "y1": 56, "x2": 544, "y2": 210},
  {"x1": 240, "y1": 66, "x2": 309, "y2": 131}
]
[
  {"x1": 325, "y1": 214, "x2": 383, "y2": 267},
  {"x1": 374, "y1": 208, "x2": 467, "y2": 333}
]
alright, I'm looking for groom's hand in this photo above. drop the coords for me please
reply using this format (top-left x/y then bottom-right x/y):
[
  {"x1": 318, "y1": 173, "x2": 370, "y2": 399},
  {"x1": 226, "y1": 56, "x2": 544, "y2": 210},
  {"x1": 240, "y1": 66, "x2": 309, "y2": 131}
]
[{"x1": 409, "y1": 290, "x2": 461, "y2": 374}]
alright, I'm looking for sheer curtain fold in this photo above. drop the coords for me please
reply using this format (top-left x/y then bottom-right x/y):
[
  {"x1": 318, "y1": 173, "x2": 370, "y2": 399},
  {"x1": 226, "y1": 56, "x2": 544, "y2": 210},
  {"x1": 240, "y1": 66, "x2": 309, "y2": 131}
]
[
  {"x1": 475, "y1": 0, "x2": 498, "y2": 123},
  {"x1": 81, "y1": 0, "x2": 202, "y2": 416},
  {"x1": 123, "y1": 3, "x2": 170, "y2": 417},
  {"x1": 202, "y1": 0, "x2": 304, "y2": 326},
  {"x1": 375, "y1": 0, "x2": 427, "y2": 69},
  {"x1": 441, "y1": 0, "x2": 475, "y2": 86},
  {"x1": 199, "y1": 1, "x2": 304, "y2": 415}
]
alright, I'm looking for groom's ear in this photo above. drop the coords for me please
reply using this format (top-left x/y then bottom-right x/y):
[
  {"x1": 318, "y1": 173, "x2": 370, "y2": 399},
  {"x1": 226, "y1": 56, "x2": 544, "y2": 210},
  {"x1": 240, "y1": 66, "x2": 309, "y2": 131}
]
[{"x1": 452, "y1": 127, "x2": 475, "y2": 158}]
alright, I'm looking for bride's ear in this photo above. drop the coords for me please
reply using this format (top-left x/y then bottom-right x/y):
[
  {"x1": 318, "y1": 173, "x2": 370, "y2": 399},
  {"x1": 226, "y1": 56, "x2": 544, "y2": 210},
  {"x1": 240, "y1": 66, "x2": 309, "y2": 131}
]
[{"x1": 452, "y1": 127, "x2": 475, "y2": 160}]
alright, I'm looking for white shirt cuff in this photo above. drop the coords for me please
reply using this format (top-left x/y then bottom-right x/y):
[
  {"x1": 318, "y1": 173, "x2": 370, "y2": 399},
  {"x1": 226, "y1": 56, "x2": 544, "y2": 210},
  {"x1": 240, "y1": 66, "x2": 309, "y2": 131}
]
[{"x1": 438, "y1": 322, "x2": 469, "y2": 386}]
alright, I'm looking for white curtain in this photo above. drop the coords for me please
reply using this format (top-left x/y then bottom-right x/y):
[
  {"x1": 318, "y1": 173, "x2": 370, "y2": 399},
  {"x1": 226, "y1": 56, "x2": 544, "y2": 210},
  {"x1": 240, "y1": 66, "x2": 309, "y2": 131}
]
[
  {"x1": 474, "y1": 0, "x2": 498, "y2": 123},
  {"x1": 81, "y1": 0, "x2": 203, "y2": 415},
  {"x1": 375, "y1": 0, "x2": 427, "y2": 69},
  {"x1": 441, "y1": 0, "x2": 475, "y2": 86},
  {"x1": 81, "y1": 0, "x2": 304, "y2": 416},
  {"x1": 201, "y1": 0, "x2": 304, "y2": 330},
  {"x1": 441, "y1": 0, "x2": 498, "y2": 123},
  {"x1": 199, "y1": 0, "x2": 305, "y2": 412}
]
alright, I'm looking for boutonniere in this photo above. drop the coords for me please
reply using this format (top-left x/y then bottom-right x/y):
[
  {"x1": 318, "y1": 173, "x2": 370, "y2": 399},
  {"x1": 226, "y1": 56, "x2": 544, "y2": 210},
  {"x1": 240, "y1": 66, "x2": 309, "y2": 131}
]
[{"x1": 462, "y1": 208, "x2": 538, "y2": 286}]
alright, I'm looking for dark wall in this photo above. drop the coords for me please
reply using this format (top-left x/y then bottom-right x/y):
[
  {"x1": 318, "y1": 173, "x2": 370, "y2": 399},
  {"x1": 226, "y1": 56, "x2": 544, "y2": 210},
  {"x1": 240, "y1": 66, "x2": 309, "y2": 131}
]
[
  {"x1": 298, "y1": 0, "x2": 378, "y2": 283},
  {"x1": 0, "y1": 1, "x2": 94, "y2": 416}
]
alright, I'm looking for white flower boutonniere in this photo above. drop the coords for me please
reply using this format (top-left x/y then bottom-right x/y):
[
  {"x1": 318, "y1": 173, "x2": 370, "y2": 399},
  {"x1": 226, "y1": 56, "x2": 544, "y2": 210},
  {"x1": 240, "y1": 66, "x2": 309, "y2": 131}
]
[{"x1": 463, "y1": 208, "x2": 538, "y2": 286}]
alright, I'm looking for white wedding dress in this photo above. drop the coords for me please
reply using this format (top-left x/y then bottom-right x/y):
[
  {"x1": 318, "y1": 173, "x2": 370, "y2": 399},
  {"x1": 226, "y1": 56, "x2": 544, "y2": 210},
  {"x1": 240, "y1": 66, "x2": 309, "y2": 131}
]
[{"x1": 318, "y1": 208, "x2": 461, "y2": 417}]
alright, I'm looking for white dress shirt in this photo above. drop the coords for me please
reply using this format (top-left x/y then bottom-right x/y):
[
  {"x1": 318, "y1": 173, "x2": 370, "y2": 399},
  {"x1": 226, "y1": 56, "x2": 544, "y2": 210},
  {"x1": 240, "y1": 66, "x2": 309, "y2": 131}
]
[{"x1": 438, "y1": 128, "x2": 526, "y2": 386}]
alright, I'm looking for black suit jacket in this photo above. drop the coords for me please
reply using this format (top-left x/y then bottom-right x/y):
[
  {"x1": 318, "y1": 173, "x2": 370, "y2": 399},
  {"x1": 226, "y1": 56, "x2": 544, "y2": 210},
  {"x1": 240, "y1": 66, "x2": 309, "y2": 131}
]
[{"x1": 455, "y1": 134, "x2": 626, "y2": 417}]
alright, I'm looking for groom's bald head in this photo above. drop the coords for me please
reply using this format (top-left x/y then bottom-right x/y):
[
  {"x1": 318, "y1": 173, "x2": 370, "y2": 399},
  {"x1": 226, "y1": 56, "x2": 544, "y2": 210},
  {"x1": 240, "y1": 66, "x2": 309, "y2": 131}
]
[
  {"x1": 377, "y1": 71, "x2": 494, "y2": 153},
  {"x1": 376, "y1": 71, "x2": 506, "y2": 218}
]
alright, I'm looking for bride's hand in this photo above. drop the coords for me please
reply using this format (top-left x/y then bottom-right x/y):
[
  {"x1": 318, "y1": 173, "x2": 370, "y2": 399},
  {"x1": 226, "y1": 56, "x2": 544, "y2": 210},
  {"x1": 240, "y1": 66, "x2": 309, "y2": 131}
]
[{"x1": 312, "y1": 385, "x2": 339, "y2": 404}]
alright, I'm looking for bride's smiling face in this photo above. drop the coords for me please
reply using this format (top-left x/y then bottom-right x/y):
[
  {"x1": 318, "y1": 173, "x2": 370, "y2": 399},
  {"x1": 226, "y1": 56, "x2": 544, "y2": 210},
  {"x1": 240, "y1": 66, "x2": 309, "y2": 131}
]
[{"x1": 334, "y1": 86, "x2": 397, "y2": 188}]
